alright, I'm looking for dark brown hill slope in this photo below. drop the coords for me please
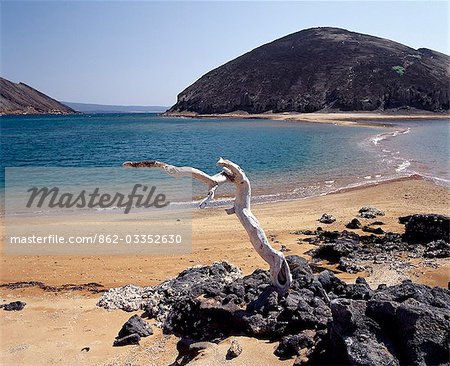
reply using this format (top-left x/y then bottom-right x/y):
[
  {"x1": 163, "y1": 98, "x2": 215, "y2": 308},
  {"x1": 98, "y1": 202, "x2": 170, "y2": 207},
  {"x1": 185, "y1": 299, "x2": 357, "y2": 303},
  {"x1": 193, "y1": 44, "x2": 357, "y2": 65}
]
[
  {"x1": 169, "y1": 27, "x2": 450, "y2": 114},
  {"x1": 0, "y1": 77, "x2": 75, "y2": 115}
]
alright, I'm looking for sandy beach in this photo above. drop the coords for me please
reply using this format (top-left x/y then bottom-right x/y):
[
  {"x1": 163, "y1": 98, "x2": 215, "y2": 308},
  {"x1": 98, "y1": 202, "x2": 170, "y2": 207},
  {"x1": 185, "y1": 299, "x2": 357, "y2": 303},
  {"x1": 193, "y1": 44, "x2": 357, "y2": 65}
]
[
  {"x1": 164, "y1": 111, "x2": 450, "y2": 127},
  {"x1": 1, "y1": 177, "x2": 449, "y2": 365}
]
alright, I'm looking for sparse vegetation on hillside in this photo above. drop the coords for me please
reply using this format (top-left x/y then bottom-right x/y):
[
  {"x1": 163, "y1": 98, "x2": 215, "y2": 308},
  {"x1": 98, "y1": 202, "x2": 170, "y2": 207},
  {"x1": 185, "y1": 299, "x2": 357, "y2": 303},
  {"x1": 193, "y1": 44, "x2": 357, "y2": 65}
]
[{"x1": 392, "y1": 65, "x2": 406, "y2": 76}]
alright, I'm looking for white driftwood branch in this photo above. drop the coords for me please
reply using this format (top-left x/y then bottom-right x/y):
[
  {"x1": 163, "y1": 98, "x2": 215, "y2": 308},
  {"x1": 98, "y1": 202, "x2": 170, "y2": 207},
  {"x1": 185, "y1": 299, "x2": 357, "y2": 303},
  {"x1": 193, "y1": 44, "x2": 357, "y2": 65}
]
[
  {"x1": 123, "y1": 160, "x2": 231, "y2": 209},
  {"x1": 123, "y1": 158, "x2": 292, "y2": 294}
]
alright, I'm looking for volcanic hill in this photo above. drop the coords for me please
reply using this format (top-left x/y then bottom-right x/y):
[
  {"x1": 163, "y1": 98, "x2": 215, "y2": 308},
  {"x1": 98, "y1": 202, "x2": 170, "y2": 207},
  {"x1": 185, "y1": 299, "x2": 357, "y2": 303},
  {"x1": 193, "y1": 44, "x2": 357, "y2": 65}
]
[{"x1": 169, "y1": 27, "x2": 450, "y2": 114}]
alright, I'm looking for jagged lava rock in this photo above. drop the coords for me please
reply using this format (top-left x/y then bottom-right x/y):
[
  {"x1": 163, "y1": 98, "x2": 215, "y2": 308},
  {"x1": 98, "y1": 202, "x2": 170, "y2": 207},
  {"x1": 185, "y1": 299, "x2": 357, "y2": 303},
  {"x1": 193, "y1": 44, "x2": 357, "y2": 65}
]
[
  {"x1": 159, "y1": 256, "x2": 332, "y2": 340},
  {"x1": 424, "y1": 240, "x2": 450, "y2": 258},
  {"x1": 400, "y1": 214, "x2": 450, "y2": 243},
  {"x1": 98, "y1": 257, "x2": 450, "y2": 365},
  {"x1": 329, "y1": 298, "x2": 401, "y2": 366},
  {"x1": 325, "y1": 279, "x2": 450, "y2": 366},
  {"x1": 274, "y1": 330, "x2": 316, "y2": 358},
  {"x1": 97, "y1": 261, "x2": 242, "y2": 324}
]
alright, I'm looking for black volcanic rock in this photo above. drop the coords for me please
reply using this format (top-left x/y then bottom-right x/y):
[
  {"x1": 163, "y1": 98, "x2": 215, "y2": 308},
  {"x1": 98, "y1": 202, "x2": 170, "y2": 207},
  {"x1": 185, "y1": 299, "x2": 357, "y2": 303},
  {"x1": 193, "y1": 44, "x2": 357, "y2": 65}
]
[
  {"x1": 226, "y1": 339, "x2": 242, "y2": 359},
  {"x1": 362, "y1": 225, "x2": 385, "y2": 234},
  {"x1": 306, "y1": 215, "x2": 450, "y2": 275},
  {"x1": 99, "y1": 261, "x2": 450, "y2": 365},
  {"x1": 346, "y1": 218, "x2": 362, "y2": 229},
  {"x1": 0, "y1": 77, "x2": 75, "y2": 115},
  {"x1": 424, "y1": 240, "x2": 450, "y2": 258},
  {"x1": 0, "y1": 301, "x2": 26, "y2": 311},
  {"x1": 169, "y1": 27, "x2": 450, "y2": 114},
  {"x1": 113, "y1": 315, "x2": 152, "y2": 347},
  {"x1": 319, "y1": 213, "x2": 336, "y2": 224},
  {"x1": 97, "y1": 214, "x2": 450, "y2": 364},
  {"x1": 359, "y1": 206, "x2": 385, "y2": 219},
  {"x1": 117, "y1": 315, "x2": 153, "y2": 339},
  {"x1": 113, "y1": 333, "x2": 140, "y2": 347},
  {"x1": 399, "y1": 214, "x2": 450, "y2": 243}
]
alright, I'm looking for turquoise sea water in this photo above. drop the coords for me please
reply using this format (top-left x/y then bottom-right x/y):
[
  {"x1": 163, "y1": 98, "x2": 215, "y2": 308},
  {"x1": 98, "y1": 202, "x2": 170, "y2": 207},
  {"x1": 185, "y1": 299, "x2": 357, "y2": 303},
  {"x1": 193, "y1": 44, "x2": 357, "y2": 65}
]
[{"x1": 1, "y1": 114, "x2": 448, "y2": 206}]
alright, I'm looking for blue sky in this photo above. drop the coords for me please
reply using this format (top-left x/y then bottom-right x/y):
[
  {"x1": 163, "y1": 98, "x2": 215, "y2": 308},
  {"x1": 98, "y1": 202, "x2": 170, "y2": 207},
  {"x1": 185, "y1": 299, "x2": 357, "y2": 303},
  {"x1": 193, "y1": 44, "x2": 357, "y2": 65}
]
[{"x1": 1, "y1": 1, "x2": 448, "y2": 106}]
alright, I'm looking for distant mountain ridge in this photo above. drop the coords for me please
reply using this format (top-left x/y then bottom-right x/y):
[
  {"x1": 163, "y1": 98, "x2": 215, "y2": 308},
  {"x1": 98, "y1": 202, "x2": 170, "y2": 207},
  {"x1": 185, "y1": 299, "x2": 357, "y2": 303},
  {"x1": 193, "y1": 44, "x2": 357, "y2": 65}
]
[
  {"x1": 169, "y1": 27, "x2": 450, "y2": 114},
  {"x1": 0, "y1": 77, "x2": 75, "y2": 115},
  {"x1": 63, "y1": 102, "x2": 168, "y2": 114}
]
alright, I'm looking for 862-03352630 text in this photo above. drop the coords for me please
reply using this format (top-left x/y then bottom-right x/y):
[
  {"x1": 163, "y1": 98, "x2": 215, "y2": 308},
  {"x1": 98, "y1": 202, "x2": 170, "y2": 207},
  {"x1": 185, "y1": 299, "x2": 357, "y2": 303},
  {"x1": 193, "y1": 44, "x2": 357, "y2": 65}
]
[{"x1": 8, "y1": 234, "x2": 184, "y2": 245}]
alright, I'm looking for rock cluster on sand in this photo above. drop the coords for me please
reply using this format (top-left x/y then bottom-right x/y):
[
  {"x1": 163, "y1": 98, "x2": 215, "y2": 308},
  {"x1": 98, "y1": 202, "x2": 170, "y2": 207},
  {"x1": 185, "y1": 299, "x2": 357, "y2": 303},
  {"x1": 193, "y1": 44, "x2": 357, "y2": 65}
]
[
  {"x1": 98, "y1": 262, "x2": 242, "y2": 323},
  {"x1": 98, "y1": 213, "x2": 450, "y2": 365},
  {"x1": 306, "y1": 214, "x2": 450, "y2": 274},
  {"x1": 98, "y1": 257, "x2": 449, "y2": 365},
  {"x1": 358, "y1": 206, "x2": 385, "y2": 219}
]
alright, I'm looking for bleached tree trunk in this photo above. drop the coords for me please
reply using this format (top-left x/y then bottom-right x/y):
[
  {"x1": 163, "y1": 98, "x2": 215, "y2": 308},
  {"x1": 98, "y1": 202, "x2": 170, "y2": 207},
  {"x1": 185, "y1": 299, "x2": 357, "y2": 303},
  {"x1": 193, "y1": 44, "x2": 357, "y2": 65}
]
[{"x1": 123, "y1": 158, "x2": 292, "y2": 294}]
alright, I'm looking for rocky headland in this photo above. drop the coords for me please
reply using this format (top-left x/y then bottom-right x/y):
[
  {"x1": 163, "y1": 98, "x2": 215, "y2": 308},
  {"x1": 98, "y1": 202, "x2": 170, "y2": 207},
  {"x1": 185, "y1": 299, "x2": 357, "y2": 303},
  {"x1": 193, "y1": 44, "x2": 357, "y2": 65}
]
[{"x1": 0, "y1": 77, "x2": 75, "y2": 115}]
